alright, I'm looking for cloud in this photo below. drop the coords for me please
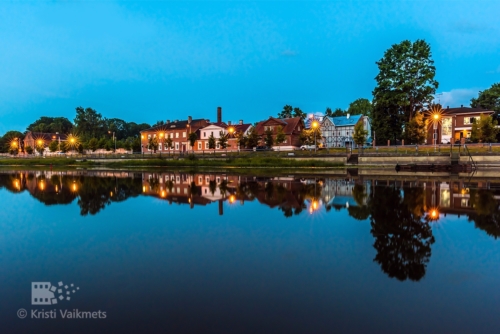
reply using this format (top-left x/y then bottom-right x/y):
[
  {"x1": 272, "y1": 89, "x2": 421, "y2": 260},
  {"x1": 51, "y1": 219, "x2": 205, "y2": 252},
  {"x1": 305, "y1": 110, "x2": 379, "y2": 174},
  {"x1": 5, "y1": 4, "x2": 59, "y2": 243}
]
[
  {"x1": 281, "y1": 49, "x2": 298, "y2": 57},
  {"x1": 450, "y1": 20, "x2": 490, "y2": 35},
  {"x1": 434, "y1": 88, "x2": 480, "y2": 108}
]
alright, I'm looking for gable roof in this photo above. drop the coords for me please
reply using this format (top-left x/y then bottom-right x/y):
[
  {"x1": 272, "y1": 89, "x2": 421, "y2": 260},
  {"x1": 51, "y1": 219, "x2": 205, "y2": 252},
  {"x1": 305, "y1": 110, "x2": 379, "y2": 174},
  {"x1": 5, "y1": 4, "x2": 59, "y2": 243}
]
[
  {"x1": 443, "y1": 106, "x2": 495, "y2": 115},
  {"x1": 232, "y1": 123, "x2": 252, "y2": 133},
  {"x1": 141, "y1": 119, "x2": 207, "y2": 133},
  {"x1": 324, "y1": 114, "x2": 363, "y2": 127},
  {"x1": 254, "y1": 117, "x2": 303, "y2": 135}
]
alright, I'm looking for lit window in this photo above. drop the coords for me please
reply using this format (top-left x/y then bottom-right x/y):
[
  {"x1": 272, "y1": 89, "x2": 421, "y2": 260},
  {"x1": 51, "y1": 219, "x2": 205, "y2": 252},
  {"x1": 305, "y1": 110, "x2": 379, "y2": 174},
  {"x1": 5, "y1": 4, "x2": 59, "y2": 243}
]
[{"x1": 176, "y1": 133, "x2": 179, "y2": 138}]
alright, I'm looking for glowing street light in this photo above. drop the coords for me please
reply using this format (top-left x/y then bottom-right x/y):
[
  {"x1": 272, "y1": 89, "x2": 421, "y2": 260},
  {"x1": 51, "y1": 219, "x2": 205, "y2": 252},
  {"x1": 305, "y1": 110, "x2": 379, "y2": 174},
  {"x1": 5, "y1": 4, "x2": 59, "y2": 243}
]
[{"x1": 312, "y1": 120, "x2": 319, "y2": 152}]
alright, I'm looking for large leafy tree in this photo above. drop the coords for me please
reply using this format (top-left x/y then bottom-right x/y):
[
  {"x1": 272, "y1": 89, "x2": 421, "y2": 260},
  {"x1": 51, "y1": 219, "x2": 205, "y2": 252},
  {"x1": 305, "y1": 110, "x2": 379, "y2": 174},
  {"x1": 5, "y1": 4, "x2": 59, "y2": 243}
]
[
  {"x1": 188, "y1": 132, "x2": 197, "y2": 152},
  {"x1": 348, "y1": 98, "x2": 372, "y2": 117},
  {"x1": 372, "y1": 39, "x2": 438, "y2": 144},
  {"x1": 471, "y1": 83, "x2": 500, "y2": 115},
  {"x1": 74, "y1": 107, "x2": 106, "y2": 139},
  {"x1": 27, "y1": 117, "x2": 74, "y2": 134}
]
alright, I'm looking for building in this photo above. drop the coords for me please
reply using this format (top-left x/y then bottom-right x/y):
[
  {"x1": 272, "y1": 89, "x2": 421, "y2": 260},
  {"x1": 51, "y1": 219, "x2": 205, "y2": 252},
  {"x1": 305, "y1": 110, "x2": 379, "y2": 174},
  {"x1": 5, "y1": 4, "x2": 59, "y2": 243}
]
[
  {"x1": 321, "y1": 114, "x2": 371, "y2": 148},
  {"x1": 140, "y1": 117, "x2": 210, "y2": 153},
  {"x1": 254, "y1": 116, "x2": 305, "y2": 149},
  {"x1": 24, "y1": 132, "x2": 68, "y2": 152},
  {"x1": 426, "y1": 106, "x2": 496, "y2": 144},
  {"x1": 197, "y1": 120, "x2": 252, "y2": 151}
]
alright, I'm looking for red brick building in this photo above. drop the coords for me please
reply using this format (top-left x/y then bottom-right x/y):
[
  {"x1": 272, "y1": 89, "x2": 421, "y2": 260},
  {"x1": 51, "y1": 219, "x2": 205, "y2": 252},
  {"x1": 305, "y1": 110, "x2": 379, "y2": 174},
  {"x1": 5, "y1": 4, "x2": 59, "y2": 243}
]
[
  {"x1": 426, "y1": 106, "x2": 496, "y2": 144},
  {"x1": 24, "y1": 132, "x2": 68, "y2": 152},
  {"x1": 254, "y1": 116, "x2": 305, "y2": 149}
]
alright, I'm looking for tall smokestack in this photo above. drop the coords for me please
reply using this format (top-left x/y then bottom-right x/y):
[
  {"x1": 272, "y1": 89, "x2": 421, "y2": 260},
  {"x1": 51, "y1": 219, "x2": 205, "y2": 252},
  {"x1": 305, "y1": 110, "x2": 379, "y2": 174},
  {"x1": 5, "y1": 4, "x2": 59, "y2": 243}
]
[{"x1": 217, "y1": 107, "x2": 222, "y2": 123}]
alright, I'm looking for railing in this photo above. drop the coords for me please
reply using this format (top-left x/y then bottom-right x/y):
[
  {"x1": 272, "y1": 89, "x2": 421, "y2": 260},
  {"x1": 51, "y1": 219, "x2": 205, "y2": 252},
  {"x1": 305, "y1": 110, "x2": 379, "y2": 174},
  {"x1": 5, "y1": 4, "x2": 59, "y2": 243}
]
[{"x1": 463, "y1": 145, "x2": 477, "y2": 170}]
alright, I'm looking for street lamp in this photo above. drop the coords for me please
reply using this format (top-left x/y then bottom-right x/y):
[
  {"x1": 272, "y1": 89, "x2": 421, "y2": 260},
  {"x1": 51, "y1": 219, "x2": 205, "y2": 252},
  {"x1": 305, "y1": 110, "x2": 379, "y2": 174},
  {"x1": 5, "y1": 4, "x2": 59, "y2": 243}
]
[
  {"x1": 312, "y1": 120, "x2": 319, "y2": 152},
  {"x1": 108, "y1": 131, "x2": 116, "y2": 152},
  {"x1": 433, "y1": 113, "x2": 440, "y2": 151}
]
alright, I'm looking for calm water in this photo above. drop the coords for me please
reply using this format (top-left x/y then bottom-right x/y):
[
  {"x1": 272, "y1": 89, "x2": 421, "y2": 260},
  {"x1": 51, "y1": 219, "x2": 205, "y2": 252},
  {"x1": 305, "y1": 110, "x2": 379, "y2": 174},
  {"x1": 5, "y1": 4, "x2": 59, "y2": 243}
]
[{"x1": 1, "y1": 169, "x2": 500, "y2": 333}]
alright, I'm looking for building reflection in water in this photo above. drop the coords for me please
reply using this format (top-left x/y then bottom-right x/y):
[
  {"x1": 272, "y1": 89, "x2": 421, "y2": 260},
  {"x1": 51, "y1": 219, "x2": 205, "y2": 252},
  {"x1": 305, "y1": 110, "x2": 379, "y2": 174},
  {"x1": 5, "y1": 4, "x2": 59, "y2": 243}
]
[{"x1": 2, "y1": 170, "x2": 500, "y2": 281}]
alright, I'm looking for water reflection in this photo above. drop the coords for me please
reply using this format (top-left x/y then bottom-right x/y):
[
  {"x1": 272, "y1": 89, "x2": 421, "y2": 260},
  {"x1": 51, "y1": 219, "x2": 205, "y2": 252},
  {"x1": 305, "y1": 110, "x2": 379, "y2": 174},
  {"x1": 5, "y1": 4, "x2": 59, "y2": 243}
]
[{"x1": 2, "y1": 170, "x2": 500, "y2": 281}]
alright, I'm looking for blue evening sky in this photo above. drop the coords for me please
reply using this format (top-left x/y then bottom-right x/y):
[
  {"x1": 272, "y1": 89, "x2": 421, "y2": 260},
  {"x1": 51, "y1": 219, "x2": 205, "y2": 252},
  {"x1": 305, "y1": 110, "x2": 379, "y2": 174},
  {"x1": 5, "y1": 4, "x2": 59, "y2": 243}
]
[{"x1": 1, "y1": 0, "x2": 499, "y2": 134}]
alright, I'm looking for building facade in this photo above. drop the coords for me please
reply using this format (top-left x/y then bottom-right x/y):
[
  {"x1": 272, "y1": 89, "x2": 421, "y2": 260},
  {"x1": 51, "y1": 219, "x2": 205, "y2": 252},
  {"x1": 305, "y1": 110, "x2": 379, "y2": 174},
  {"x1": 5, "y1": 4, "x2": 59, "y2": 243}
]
[
  {"x1": 426, "y1": 106, "x2": 496, "y2": 144},
  {"x1": 24, "y1": 132, "x2": 68, "y2": 152},
  {"x1": 254, "y1": 116, "x2": 305, "y2": 149},
  {"x1": 321, "y1": 114, "x2": 371, "y2": 148}
]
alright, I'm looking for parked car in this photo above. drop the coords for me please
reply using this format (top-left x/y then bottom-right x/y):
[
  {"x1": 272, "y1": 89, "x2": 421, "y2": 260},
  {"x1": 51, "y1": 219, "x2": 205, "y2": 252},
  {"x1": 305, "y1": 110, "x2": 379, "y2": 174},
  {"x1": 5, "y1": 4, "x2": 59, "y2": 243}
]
[{"x1": 299, "y1": 145, "x2": 317, "y2": 150}]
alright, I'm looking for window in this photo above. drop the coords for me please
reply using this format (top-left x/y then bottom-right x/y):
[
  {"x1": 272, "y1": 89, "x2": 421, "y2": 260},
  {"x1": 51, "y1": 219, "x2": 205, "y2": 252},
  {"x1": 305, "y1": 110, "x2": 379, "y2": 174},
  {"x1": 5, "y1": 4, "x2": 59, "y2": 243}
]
[
  {"x1": 464, "y1": 117, "x2": 476, "y2": 125},
  {"x1": 216, "y1": 143, "x2": 220, "y2": 149},
  {"x1": 183, "y1": 132, "x2": 186, "y2": 138},
  {"x1": 198, "y1": 142, "x2": 202, "y2": 149},
  {"x1": 211, "y1": 131, "x2": 213, "y2": 136},
  {"x1": 148, "y1": 135, "x2": 151, "y2": 140},
  {"x1": 297, "y1": 126, "x2": 300, "y2": 131},
  {"x1": 175, "y1": 133, "x2": 179, "y2": 138},
  {"x1": 199, "y1": 177, "x2": 202, "y2": 183},
  {"x1": 175, "y1": 143, "x2": 179, "y2": 150},
  {"x1": 204, "y1": 132, "x2": 206, "y2": 138},
  {"x1": 205, "y1": 142, "x2": 209, "y2": 149}
]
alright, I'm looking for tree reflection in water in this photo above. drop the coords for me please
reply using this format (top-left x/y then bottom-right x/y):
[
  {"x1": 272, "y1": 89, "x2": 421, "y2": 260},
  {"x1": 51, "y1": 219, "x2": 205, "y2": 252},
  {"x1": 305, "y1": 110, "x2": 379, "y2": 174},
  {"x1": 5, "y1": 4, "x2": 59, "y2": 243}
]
[
  {"x1": 368, "y1": 186, "x2": 435, "y2": 281},
  {"x1": 467, "y1": 189, "x2": 500, "y2": 239}
]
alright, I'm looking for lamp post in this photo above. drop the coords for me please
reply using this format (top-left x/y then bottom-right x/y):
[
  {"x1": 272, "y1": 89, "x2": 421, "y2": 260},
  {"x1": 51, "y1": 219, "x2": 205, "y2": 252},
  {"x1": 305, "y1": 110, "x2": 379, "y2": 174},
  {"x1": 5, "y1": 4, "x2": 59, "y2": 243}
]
[
  {"x1": 108, "y1": 131, "x2": 116, "y2": 152},
  {"x1": 433, "y1": 113, "x2": 439, "y2": 152},
  {"x1": 312, "y1": 120, "x2": 319, "y2": 152},
  {"x1": 228, "y1": 127, "x2": 234, "y2": 151}
]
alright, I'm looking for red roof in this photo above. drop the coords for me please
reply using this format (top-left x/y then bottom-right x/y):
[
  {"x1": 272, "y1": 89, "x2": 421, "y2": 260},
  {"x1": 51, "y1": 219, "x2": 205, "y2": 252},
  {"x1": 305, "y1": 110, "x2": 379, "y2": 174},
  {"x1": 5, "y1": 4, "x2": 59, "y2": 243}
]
[
  {"x1": 443, "y1": 107, "x2": 495, "y2": 115},
  {"x1": 254, "y1": 117, "x2": 303, "y2": 135}
]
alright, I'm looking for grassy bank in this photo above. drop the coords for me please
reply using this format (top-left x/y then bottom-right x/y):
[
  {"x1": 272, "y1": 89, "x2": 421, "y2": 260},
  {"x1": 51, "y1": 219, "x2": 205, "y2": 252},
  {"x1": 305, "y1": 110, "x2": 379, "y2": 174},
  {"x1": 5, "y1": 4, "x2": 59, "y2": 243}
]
[{"x1": 0, "y1": 156, "x2": 343, "y2": 168}]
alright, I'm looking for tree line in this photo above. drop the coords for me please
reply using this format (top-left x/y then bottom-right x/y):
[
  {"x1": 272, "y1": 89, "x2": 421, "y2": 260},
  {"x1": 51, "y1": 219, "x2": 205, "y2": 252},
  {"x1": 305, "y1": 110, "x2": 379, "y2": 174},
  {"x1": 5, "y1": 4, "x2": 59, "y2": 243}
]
[{"x1": 0, "y1": 107, "x2": 151, "y2": 154}]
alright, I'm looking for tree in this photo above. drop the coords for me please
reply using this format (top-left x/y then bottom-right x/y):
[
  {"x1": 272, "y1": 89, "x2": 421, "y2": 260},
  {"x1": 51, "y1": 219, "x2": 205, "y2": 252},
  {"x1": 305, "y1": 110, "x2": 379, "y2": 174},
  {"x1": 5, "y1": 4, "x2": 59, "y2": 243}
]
[
  {"x1": 404, "y1": 111, "x2": 427, "y2": 144},
  {"x1": 278, "y1": 105, "x2": 293, "y2": 118},
  {"x1": 471, "y1": 83, "x2": 500, "y2": 114},
  {"x1": 246, "y1": 127, "x2": 260, "y2": 148},
  {"x1": 293, "y1": 107, "x2": 306, "y2": 120},
  {"x1": 0, "y1": 131, "x2": 24, "y2": 153},
  {"x1": 74, "y1": 107, "x2": 105, "y2": 139},
  {"x1": 27, "y1": 117, "x2": 74, "y2": 134},
  {"x1": 471, "y1": 114, "x2": 499, "y2": 143},
  {"x1": 208, "y1": 133, "x2": 216, "y2": 152},
  {"x1": 234, "y1": 131, "x2": 246, "y2": 148},
  {"x1": 353, "y1": 122, "x2": 368, "y2": 147},
  {"x1": 49, "y1": 141, "x2": 59, "y2": 152},
  {"x1": 60, "y1": 141, "x2": 69, "y2": 153},
  {"x1": 348, "y1": 98, "x2": 372, "y2": 117},
  {"x1": 275, "y1": 125, "x2": 286, "y2": 147},
  {"x1": 264, "y1": 128, "x2": 274, "y2": 148},
  {"x1": 148, "y1": 136, "x2": 159, "y2": 153},
  {"x1": 372, "y1": 39, "x2": 438, "y2": 144},
  {"x1": 218, "y1": 131, "x2": 228, "y2": 149},
  {"x1": 87, "y1": 138, "x2": 99, "y2": 152},
  {"x1": 25, "y1": 146, "x2": 34, "y2": 155},
  {"x1": 165, "y1": 135, "x2": 173, "y2": 153},
  {"x1": 188, "y1": 132, "x2": 197, "y2": 152}
]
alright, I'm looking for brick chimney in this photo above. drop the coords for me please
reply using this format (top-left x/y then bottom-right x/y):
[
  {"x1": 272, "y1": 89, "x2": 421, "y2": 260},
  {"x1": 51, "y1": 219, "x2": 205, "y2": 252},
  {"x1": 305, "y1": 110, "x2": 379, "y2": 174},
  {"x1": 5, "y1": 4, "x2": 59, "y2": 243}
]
[
  {"x1": 188, "y1": 116, "x2": 192, "y2": 123},
  {"x1": 239, "y1": 120, "x2": 243, "y2": 125},
  {"x1": 217, "y1": 107, "x2": 222, "y2": 123},
  {"x1": 166, "y1": 120, "x2": 170, "y2": 124},
  {"x1": 228, "y1": 121, "x2": 231, "y2": 126}
]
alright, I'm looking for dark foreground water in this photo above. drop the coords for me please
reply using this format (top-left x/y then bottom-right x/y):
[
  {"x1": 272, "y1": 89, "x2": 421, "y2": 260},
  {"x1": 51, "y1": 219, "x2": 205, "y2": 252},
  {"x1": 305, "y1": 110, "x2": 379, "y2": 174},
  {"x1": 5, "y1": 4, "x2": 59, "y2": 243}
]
[{"x1": 1, "y1": 169, "x2": 500, "y2": 333}]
